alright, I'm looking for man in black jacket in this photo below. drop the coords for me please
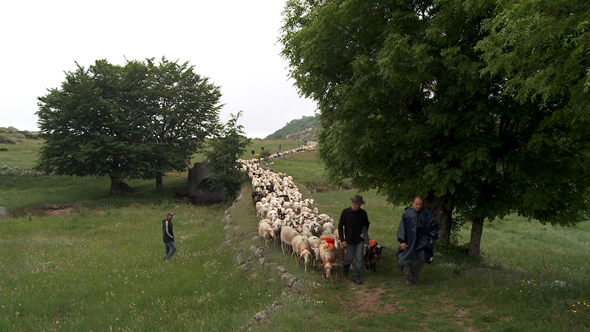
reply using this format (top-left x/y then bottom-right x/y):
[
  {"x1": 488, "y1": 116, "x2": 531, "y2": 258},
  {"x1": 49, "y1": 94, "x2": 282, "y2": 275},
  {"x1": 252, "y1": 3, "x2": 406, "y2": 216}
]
[
  {"x1": 162, "y1": 212, "x2": 176, "y2": 261},
  {"x1": 338, "y1": 195, "x2": 370, "y2": 284}
]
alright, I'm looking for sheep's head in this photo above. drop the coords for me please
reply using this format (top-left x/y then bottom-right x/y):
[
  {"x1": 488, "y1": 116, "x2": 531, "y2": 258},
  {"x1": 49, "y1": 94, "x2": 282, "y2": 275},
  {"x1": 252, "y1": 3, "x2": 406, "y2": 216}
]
[
  {"x1": 311, "y1": 246, "x2": 320, "y2": 261},
  {"x1": 301, "y1": 249, "x2": 312, "y2": 266},
  {"x1": 323, "y1": 260, "x2": 333, "y2": 278}
]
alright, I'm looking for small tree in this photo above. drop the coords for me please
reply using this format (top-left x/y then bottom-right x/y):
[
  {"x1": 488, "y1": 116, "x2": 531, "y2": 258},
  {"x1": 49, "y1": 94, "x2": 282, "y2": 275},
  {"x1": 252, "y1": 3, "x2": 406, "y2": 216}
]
[{"x1": 204, "y1": 111, "x2": 251, "y2": 202}]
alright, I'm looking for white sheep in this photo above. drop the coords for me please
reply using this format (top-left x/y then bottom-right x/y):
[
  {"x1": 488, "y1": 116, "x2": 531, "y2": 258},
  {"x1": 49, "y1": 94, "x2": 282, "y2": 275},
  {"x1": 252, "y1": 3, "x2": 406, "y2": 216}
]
[
  {"x1": 307, "y1": 236, "x2": 322, "y2": 262},
  {"x1": 280, "y1": 226, "x2": 299, "y2": 255},
  {"x1": 322, "y1": 222, "x2": 335, "y2": 235},
  {"x1": 320, "y1": 240, "x2": 338, "y2": 282},
  {"x1": 291, "y1": 235, "x2": 313, "y2": 272},
  {"x1": 258, "y1": 219, "x2": 273, "y2": 247},
  {"x1": 309, "y1": 221, "x2": 322, "y2": 237}
]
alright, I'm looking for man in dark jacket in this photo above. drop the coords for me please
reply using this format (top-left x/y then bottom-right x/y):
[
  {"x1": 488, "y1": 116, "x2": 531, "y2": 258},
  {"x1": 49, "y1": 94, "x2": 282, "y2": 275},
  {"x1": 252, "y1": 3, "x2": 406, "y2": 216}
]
[
  {"x1": 162, "y1": 212, "x2": 176, "y2": 261},
  {"x1": 339, "y1": 195, "x2": 370, "y2": 284},
  {"x1": 397, "y1": 196, "x2": 440, "y2": 285}
]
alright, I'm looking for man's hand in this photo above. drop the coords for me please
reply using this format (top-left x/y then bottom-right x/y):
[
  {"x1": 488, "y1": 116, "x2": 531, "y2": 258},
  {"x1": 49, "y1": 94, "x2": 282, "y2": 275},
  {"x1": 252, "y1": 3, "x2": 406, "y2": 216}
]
[
  {"x1": 400, "y1": 242, "x2": 408, "y2": 250},
  {"x1": 342, "y1": 240, "x2": 347, "y2": 248}
]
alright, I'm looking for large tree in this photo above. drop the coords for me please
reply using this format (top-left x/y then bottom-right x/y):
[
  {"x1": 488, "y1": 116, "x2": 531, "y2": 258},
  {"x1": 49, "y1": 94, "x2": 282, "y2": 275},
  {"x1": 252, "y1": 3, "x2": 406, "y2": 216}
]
[
  {"x1": 144, "y1": 57, "x2": 221, "y2": 194},
  {"x1": 36, "y1": 58, "x2": 220, "y2": 194},
  {"x1": 280, "y1": 0, "x2": 590, "y2": 257},
  {"x1": 37, "y1": 60, "x2": 151, "y2": 193}
]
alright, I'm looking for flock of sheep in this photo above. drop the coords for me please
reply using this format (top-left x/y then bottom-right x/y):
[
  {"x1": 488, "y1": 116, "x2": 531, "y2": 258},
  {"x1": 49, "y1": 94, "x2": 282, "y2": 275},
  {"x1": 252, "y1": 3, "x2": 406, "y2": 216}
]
[{"x1": 239, "y1": 142, "x2": 377, "y2": 282}]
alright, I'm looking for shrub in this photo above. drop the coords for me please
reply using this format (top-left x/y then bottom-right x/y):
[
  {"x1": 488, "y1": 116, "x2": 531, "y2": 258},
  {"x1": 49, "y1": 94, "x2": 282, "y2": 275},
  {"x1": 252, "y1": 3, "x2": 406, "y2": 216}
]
[
  {"x1": 259, "y1": 150, "x2": 272, "y2": 158},
  {"x1": 0, "y1": 135, "x2": 15, "y2": 144}
]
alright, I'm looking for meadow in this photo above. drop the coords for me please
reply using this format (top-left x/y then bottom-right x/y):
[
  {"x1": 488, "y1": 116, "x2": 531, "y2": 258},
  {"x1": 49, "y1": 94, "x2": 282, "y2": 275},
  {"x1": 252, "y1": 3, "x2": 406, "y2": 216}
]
[{"x1": 1, "y1": 137, "x2": 589, "y2": 331}]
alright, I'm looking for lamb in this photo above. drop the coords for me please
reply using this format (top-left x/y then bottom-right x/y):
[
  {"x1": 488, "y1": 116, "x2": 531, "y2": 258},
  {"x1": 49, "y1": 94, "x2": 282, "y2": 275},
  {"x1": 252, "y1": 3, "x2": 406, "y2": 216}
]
[
  {"x1": 319, "y1": 238, "x2": 339, "y2": 282},
  {"x1": 307, "y1": 236, "x2": 322, "y2": 262},
  {"x1": 291, "y1": 235, "x2": 313, "y2": 271},
  {"x1": 258, "y1": 219, "x2": 273, "y2": 247}
]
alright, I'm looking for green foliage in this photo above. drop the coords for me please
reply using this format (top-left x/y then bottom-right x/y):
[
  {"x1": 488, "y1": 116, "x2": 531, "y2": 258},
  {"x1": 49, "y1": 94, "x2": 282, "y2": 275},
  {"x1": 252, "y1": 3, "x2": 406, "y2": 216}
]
[
  {"x1": 258, "y1": 149, "x2": 272, "y2": 158},
  {"x1": 477, "y1": 0, "x2": 590, "y2": 104},
  {"x1": 204, "y1": 111, "x2": 251, "y2": 201},
  {"x1": 144, "y1": 57, "x2": 221, "y2": 191},
  {"x1": 0, "y1": 135, "x2": 15, "y2": 144},
  {"x1": 280, "y1": 0, "x2": 590, "y2": 257},
  {"x1": 1, "y1": 150, "x2": 590, "y2": 330},
  {"x1": 265, "y1": 115, "x2": 317, "y2": 139},
  {"x1": 36, "y1": 58, "x2": 220, "y2": 194}
]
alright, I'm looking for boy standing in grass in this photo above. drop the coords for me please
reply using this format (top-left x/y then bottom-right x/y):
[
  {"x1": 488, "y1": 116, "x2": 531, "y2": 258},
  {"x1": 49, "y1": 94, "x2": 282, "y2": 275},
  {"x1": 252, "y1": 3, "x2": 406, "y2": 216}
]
[{"x1": 162, "y1": 212, "x2": 176, "y2": 261}]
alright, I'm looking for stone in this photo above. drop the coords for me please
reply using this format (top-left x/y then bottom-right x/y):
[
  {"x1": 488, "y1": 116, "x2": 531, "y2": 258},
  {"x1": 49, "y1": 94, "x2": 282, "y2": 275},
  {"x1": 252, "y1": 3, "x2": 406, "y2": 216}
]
[{"x1": 0, "y1": 206, "x2": 9, "y2": 218}]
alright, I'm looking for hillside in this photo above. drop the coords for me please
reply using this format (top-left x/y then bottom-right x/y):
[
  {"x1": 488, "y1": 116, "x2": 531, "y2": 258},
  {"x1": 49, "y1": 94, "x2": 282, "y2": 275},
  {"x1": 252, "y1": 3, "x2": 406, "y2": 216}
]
[{"x1": 265, "y1": 115, "x2": 317, "y2": 141}]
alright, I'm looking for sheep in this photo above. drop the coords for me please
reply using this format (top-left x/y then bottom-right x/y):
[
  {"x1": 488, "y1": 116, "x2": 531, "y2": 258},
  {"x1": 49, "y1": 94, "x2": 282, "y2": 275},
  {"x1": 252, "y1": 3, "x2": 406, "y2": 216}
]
[
  {"x1": 322, "y1": 222, "x2": 335, "y2": 235},
  {"x1": 301, "y1": 206, "x2": 313, "y2": 214},
  {"x1": 258, "y1": 219, "x2": 273, "y2": 247},
  {"x1": 291, "y1": 235, "x2": 313, "y2": 271},
  {"x1": 303, "y1": 198, "x2": 315, "y2": 209},
  {"x1": 308, "y1": 236, "x2": 322, "y2": 262},
  {"x1": 319, "y1": 238, "x2": 339, "y2": 282},
  {"x1": 309, "y1": 221, "x2": 322, "y2": 237},
  {"x1": 267, "y1": 209, "x2": 279, "y2": 222},
  {"x1": 280, "y1": 226, "x2": 298, "y2": 255},
  {"x1": 271, "y1": 219, "x2": 282, "y2": 245}
]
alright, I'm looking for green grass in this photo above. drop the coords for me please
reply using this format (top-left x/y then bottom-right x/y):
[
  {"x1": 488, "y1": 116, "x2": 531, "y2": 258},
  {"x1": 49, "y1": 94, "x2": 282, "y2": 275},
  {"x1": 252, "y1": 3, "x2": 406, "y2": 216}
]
[
  {"x1": 0, "y1": 137, "x2": 42, "y2": 169},
  {"x1": 0, "y1": 172, "x2": 189, "y2": 214},
  {"x1": 1, "y1": 138, "x2": 590, "y2": 331},
  {"x1": 263, "y1": 150, "x2": 348, "y2": 191},
  {"x1": 0, "y1": 201, "x2": 289, "y2": 331}
]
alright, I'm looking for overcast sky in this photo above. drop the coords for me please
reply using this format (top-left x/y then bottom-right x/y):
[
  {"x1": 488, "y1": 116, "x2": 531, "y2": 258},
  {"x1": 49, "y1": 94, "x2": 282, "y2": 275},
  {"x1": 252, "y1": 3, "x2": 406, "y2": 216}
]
[{"x1": 0, "y1": 0, "x2": 317, "y2": 138}]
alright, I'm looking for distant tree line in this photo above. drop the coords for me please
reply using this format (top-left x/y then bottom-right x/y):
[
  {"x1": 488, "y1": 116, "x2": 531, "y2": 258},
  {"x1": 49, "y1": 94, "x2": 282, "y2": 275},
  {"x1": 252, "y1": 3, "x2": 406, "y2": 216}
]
[
  {"x1": 265, "y1": 115, "x2": 317, "y2": 139},
  {"x1": 0, "y1": 127, "x2": 39, "y2": 141}
]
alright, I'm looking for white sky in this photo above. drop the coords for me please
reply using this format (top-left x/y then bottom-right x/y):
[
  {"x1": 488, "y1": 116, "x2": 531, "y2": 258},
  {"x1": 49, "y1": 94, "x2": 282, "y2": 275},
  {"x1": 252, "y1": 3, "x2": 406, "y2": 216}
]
[{"x1": 0, "y1": 0, "x2": 317, "y2": 139}]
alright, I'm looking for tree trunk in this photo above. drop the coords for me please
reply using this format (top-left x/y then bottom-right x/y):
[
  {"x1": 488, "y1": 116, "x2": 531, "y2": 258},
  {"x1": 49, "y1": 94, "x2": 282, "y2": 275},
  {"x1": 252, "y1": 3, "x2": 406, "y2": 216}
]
[
  {"x1": 424, "y1": 195, "x2": 454, "y2": 242},
  {"x1": 156, "y1": 174, "x2": 167, "y2": 197},
  {"x1": 469, "y1": 218, "x2": 484, "y2": 258},
  {"x1": 109, "y1": 175, "x2": 120, "y2": 194},
  {"x1": 433, "y1": 205, "x2": 454, "y2": 242}
]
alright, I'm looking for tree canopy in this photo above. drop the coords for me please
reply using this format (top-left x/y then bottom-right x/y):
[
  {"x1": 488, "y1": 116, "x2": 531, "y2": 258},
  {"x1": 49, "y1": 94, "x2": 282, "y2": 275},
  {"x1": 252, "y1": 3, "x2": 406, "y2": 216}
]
[
  {"x1": 204, "y1": 111, "x2": 251, "y2": 202},
  {"x1": 36, "y1": 58, "x2": 220, "y2": 194},
  {"x1": 280, "y1": 0, "x2": 590, "y2": 257}
]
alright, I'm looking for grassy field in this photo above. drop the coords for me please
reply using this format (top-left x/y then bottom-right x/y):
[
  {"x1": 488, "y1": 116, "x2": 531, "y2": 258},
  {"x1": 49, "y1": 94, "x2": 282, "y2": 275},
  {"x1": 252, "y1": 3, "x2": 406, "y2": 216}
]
[{"x1": 1, "y1": 138, "x2": 590, "y2": 331}]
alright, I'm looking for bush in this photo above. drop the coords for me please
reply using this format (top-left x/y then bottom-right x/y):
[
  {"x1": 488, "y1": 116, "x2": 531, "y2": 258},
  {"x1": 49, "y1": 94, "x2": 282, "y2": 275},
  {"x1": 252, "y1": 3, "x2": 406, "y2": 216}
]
[
  {"x1": 259, "y1": 150, "x2": 272, "y2": 158},
  {"x1": 19, "y1": 131, "x2": 39, "y2": 139},
  {"x1": 0, "y1": 135, "x2": 15, "y2": 144}
]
